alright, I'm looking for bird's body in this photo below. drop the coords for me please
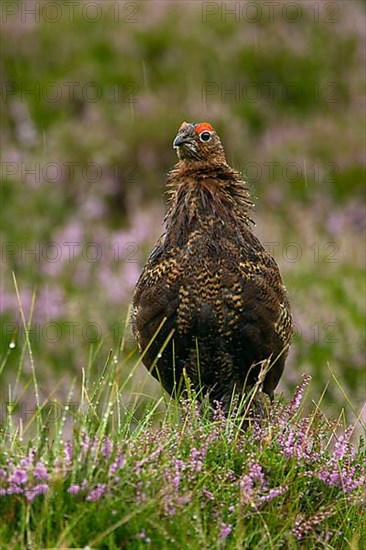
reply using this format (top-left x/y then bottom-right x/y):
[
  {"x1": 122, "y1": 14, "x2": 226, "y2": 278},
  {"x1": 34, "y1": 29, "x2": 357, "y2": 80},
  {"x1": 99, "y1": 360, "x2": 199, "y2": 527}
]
[{"x1": 132, "y1": 122, "x2": 292, "y2": 407}]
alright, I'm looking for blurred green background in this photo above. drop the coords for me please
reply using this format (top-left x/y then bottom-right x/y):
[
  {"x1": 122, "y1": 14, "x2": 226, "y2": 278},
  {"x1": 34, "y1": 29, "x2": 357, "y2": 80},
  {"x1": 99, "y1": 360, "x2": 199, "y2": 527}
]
[{"x1": 1, "y1": 0, "x2": 365, "y2": 422}]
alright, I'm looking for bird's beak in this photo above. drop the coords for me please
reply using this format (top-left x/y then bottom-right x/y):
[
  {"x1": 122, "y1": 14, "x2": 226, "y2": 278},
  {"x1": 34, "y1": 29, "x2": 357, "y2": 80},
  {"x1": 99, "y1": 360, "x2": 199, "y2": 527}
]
[{"x1": 173, "y1": 133, "x2": 189, "y2": 148}]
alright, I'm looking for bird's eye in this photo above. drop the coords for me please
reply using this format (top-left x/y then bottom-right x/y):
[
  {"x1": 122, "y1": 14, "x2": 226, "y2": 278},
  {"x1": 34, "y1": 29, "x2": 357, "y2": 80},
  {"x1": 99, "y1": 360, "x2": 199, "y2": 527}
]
[{"x1": 199, "y1": 131, "x2": 212, "y2": 142}]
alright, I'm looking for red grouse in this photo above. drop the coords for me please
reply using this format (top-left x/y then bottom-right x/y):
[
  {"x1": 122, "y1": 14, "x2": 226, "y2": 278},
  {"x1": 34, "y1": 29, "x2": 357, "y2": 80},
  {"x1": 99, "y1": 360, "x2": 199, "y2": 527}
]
[{"x1": 132, "y1": 122, "x2": 292, "y2": 409}]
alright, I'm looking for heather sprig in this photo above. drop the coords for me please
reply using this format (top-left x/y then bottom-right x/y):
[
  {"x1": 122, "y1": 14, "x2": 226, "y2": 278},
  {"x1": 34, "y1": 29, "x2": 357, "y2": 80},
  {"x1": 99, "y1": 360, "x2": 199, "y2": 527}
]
[{"x1": 0, "y1": 369, "x2": 364, "y2": 548}]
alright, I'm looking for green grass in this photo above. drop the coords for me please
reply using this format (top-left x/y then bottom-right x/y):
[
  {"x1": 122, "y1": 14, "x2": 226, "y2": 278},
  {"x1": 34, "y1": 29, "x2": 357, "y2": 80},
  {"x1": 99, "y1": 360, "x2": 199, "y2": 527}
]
[{"x1": 0, "y1": 316, "x2": 365, "y2": 549}]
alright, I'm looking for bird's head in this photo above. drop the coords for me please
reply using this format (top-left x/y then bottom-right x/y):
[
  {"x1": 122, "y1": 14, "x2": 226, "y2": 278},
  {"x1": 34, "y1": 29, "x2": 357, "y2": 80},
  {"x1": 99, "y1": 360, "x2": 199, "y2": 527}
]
[{"x1": 173, "y1": 121, "x2": 226, "y2": 163}]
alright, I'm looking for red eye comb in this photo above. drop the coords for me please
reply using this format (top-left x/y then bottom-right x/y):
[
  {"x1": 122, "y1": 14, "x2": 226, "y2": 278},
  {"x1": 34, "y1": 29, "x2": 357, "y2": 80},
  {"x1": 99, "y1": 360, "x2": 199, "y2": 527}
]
[{"x1": 195, "y1": 122, "x2": 214, "y2": 134}]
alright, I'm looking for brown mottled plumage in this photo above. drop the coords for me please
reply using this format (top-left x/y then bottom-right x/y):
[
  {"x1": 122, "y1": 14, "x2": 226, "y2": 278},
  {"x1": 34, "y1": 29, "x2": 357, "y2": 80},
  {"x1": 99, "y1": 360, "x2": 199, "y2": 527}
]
[{"x1": 132, "y1": 122, "x2": 292, "y2": 408}]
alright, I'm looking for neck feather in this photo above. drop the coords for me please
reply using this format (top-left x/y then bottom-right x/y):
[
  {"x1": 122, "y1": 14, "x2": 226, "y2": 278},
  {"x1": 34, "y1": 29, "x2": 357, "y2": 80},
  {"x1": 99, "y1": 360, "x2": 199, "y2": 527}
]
[{"x1": 163, "y1": 160, "x2": 254, "y2": 247}]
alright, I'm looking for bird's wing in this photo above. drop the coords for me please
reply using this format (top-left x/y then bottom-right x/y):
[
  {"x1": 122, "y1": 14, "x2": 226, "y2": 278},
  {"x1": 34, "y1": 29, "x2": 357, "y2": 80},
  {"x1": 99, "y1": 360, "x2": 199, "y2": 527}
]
[
  {"x1": 132, "y1": 238, "x2": 182, "y2": 346},
  {"x1": 236, "y1": 240, "x2": 293, "y2": 348}
]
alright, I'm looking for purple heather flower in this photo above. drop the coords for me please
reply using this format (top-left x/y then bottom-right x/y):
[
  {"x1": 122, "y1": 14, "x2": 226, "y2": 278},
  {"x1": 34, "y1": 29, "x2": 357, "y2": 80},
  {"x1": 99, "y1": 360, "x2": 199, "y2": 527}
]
[
  {"x1": 25, "y1": 484, "x2": 48, "y2": 502},
  {"x1": 0, "y1": 468, "x2": 7, "y2": 479},
  {"x1": 135, "y1": 480, "x2": 146, "y2": 504},
  {"x1": 67, "y1": 484, "x2": 81, "y2": 494},
  {"x1": 240, "y1": 474, "x2": 254, "y2": 500},
  {"x1": 317, "y1": 464, "x2": 364, "y2": 494},
  {"x1": 279, "y1": 428, "x2": 296, "y2": 459},
  {"x1": 277, "y1": 416, "x2": 319, "y2": 462},
  {"x1": 333, "y1": 428, "x2": 353, "y2": 461},
  {"x1": 225, "y1": 470, "x2": 237, "y2": 483},
  {"x1": 203, "y1": 488, "x2": 214, "y2": 500},
  {"x1": 259, "y1": 485, "x2": 287, "y2": 503},
  {"x1": 109, "y1": 453, "x2": 125, "y2": 475},
  {"x1": 310, "y1": 426, "x2": 365, "y2": 495},
  {"x1": 249, "y1": 462, "x2": 266, "y2": 484},
  {"x1": 34, "y1": 462, "x2": 49, "y2": 480},
  {"x1": 212, "y1": 400, "x2": 226, "y2": 424},
  {"x1": 9, "y1": 468, "x2": 27, "y2": 485},
  {"x1": 20, "y1": 453, "x2": 33, "y2": 468},
  {"x1": 169, "y1": 459, "x2": 185, "y2": 491},
  {"x1": 293, "y1": 509, "x2": 333, "y2": 540},
  {"x1": 86, "y1": 483, "x2": 106, "y2": 502},
  {"x1": 101, "y1": 437, "x2": 113, "y2": 458},
  {"x1": 80, "y1": 431, "x2": 91, "y2": 455},
  {"x1": 240, "y1": 461, "x2": 287, "y2": 507},
  {"x1": 287, "y1": 373, "x2": 311, "y2": 415},
  {"x1": 240, "y1": 461, "x2": 267, "y2": 500},
  {"x1": 171, "y1": 461, "x2": 182, "y2": 491},
  {"x1": 64, "y1": 441, "x2": 73, "y2": 465},
  {"x1": 220, "y1": 523, "x2": 232, "y2": 540},
  {"x1": 189, "y1": 447, "x2": 204, "y2": 472},
  {"x1": 172, "y1": 473, "x2": 180, "y2": 491}
]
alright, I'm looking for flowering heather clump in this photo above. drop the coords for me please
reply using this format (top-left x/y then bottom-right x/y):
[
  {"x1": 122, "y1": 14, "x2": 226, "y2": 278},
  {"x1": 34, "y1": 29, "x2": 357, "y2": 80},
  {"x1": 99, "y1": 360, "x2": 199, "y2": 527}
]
[
  {"x1": 25, "y1": 483, "x2": 49, "y2": 503},
  {"x1": 0, "y1": 375, "x2": 365, "y2": 548},
  {"x1": 289, "y1": 373, "x2": 312, "y2": 411},
  {"x1": 0, "y1": 435, "x2": 125, "y2": 504},
  {"x1": 239, "y1": 460, "x2": 287, "y2": 507},
  {"x1": 293, "y1": 508, "x2": 334, "y2": 541},
  {"x1": 314, "y1": 428, "x2": 365, "y2": 494},
  {"x1": 67, "y1": 484, "x2": 81, "y2": 495},
  {"x1": 87, "y1": 483, "x2": 107, "y2": 502},
  {"x1": 220, "y1": 523, "x2": 232, "y2": 540}
]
